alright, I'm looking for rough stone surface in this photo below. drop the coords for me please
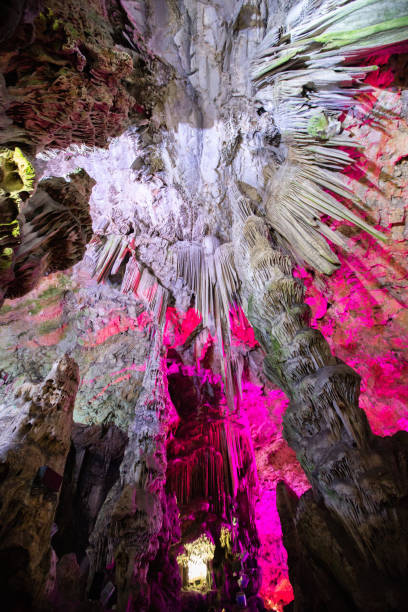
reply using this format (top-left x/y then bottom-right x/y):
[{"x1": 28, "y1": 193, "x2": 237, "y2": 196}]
[
  {"x1": 0, "y1": 0, "x2": 154, "y2": 152},
  {"x1": 0, "y1": 273, "x2": 149, "y2": 428},
  {"x1": 49, "y1": 423, "x2": 128, "y2": 611},
  {"x1": 2, "y1": 169, "x2": 94, "y2": 304},
  {"x1": 53, "y1": 422, "x2": 128, "y2": 563},
  {"x1": 0, "y1": 355, "x2": 79, "y2": 610},
  {"x1": 0, "y1": 2, "x2": 407, "y2": 611}
]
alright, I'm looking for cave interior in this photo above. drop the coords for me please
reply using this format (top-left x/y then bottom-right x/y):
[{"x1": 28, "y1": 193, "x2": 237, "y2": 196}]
[{"x1": 1, "y1": 1, "x2": 408, "y2": 611}]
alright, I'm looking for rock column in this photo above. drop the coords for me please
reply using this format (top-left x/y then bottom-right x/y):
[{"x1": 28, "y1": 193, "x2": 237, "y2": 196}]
[
  {"x1": 88, "y1": 325, "x2": 177, "y2": 611},
  {"x1": 232, "y1": 189, "x2": 408, "y2": 611}
]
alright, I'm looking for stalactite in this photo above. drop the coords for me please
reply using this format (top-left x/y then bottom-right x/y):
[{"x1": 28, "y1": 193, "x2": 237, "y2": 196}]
[
  {"x1": 89, "y1": 235, "x2": 169, "y2": 324},
  {"x1": 250, "y1": 0, "x2": 408, "y2": 274},
  {"x1": 167, "y1": 414, "x2": 258, "y2": 527},
  {"x1": 175, "y1": 237, "x2": 241, "y2": 409}
]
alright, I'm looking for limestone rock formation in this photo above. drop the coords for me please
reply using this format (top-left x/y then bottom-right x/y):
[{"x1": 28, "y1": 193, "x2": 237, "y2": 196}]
[
  {"x1": 232, "y1": 184, "x2": 408, "y2": 610},
  {"x1": 277, "y1": 427, "x2": 408, "y2": 612},
  {"x1": 0, "y1": 0, "x2": 152, "y2": 152},
  {"x1": 0, "y1": 0, "x2": 158, "y2": 310},
  {"x1": 0, "y1": 275, "x2": 150, "y2": 428},
  {"x1": 87, "y1": 328, "x2": 174, "y2": 612},
  {"x1": 49, "y1": 422, "x2": 128, "y2": 611},
  {"x1": 53, "y1": 422, "x2": 129, "y2": 564},
  {"x1": 0, "y1": 355, "x2": 79, "y2": 610},
  {"x1": 0, "y1": 1, "x2": 407, "y2": 611},
  {"x1": 166, "y1": 346, "x2": 261, "y2": 610},
  {"x1": 0, "y1": 145, "x2": 35, "y2": 300},
  {"x1": 1, "y1": 168, "x2": 94, "y2": 305}
]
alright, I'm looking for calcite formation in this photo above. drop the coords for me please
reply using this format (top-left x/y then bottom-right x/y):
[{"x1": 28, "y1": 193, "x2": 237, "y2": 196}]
[
  {"x1": 277, "y1": 423, "x2": 408, "y2": 611},
  {"x1": 0, "y1": 0, "x2": 156, "y2": 308},
  {"x1": 0, "y1": 355, "x2": 79, "y2": 610},
  {"x1": 0, "y1": 273, "x2": 150, "y2": 428},
  {"x1": 166, "y1": 346, "x2": 262, "y2": 610},
  {"x1": 232, "y1": 184, "x2": 408, "y2": 610},
  {"x1": 0, "y1": 0, "x2": 151, "y2": 152},
  {"x1": 50, "y1": 422, "x2": 129, "y2": 610},
  {"x1": 0, "y1": 146, "x2": 35, "y2": 301},
  {"x1": 0, "y1": 1, "x2": 407, "y2": 611},
  {"x1": 87, "y1": 327, "x2": 174, "y2": 611},
  {"x1": 1, "y1": 168, "x2": 94, "y2": 306},
  {"x1": 53, "y1": 422, "x2": 129, "y2": 564}
]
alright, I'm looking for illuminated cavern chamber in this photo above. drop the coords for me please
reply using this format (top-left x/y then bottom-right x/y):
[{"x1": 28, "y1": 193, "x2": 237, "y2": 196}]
[
  {"x1": 0, "y1": 0, "x2": 408, "y2": 611},
  {"x1": 165, "y1": 348, "x2": 262, "y2": 607},
  {"x1": 177, "y1": 534, "x2": 215, "y2": 590}
]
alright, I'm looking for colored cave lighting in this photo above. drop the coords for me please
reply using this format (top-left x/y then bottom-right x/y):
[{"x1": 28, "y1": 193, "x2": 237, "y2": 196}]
[{"x1": 177, "y1": 534, "x2": 215, "y2": 591}]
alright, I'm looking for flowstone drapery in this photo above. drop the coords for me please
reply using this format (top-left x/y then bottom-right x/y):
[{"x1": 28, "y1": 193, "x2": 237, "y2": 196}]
[{"x1": 2, "y1": 169, "x2": 94, "y2": 305}]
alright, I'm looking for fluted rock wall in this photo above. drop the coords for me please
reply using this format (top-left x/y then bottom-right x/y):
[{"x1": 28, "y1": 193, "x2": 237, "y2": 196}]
[
  {"x1": 85, "y1": 327, "x2": 177, "y2": 612},
  {"x1": 0, "y1": 0, "x2": 153, "y2": 152}
]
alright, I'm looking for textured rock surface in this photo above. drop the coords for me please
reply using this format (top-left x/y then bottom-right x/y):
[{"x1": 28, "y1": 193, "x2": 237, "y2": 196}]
[
  {"x1": 277, "y1": 423, "x2": 408, "y2": 612},
  {"x1": 0, "y1": 355, "x2": 79, "y2": 610},
  {"x1": 244, "y1": 382, "x2": 309, "y2": 610},
  {"x1": 2, "y1": 169, "x2": 93, "y2": 304},
  {"x1": 0, "y1": 0, "x2": 154, "y2": 152},
  {"x1": 0, "y1": 272, "x2": 149, "y2": 427},
  {"x1": 297, "y1": 84, "x2": 408, "y2": 436},
  {"x1": 49, "y1": 422, "x2": 128, "y2": 611},
  {"x1": 53, "y1": 422, "x2": 128, "y2": 563},
  {"x1": 87, "y1": 329, "x2": 175, "y2": 612},
  {"x1": 0, "y1": 145, "x2": 35, "y2": 302},
  {"x1": 0, "y1": 0, "x2": 159, "y2": 309},
  {"x1": 0, "y1": 1, "x2": 407, "y2": 611}
]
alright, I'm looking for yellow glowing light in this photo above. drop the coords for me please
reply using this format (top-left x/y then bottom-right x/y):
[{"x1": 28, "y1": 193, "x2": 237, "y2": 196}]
[
  {"x1": 188, "y1": 557, "x2": 208, "y2": 583},
  {"x1": 220, "y1": 525, "x2": 231, "y2": 552},
  {"x1": 177, "y1": 533, "x2": 215, "y2": 591}
]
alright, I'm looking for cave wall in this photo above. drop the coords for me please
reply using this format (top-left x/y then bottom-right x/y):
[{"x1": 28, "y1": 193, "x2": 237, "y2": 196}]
[
  {"x1": 0, "y1": 272, "x2": 149, "y2": 427},
  {"x1": 0, "y1": 356, "x2": 79, "y2": 610}
]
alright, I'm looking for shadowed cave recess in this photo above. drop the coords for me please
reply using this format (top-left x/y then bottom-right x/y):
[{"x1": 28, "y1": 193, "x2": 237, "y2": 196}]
[{"x1": 1, "y1": 0, "x2": 408, "y2": 611}]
